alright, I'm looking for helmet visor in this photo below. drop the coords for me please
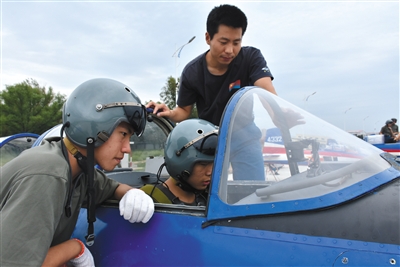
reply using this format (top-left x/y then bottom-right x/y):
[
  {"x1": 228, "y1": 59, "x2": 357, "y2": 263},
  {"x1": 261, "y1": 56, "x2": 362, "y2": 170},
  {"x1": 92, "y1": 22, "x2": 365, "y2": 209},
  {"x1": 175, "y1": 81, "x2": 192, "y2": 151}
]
[
  {"x1": 102, "y1": 102, "x2": 146, "y2": 137},
  {"x1": 176, "y1": 129, "x2": 218, "y2": 156},
  {"x1": 193, "y1": 133, "x2": 218, "y2": 156},
  {"x1": 123, "y1": 104, "x2": 146, "y2": 137}
]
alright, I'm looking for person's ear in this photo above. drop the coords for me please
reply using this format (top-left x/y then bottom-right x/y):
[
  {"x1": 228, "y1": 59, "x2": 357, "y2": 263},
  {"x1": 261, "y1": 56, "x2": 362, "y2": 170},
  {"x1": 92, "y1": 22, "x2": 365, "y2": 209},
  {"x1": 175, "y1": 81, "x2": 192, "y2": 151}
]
[{"x1": 205, "y1": 32, "x2": 211, "y2": 45}]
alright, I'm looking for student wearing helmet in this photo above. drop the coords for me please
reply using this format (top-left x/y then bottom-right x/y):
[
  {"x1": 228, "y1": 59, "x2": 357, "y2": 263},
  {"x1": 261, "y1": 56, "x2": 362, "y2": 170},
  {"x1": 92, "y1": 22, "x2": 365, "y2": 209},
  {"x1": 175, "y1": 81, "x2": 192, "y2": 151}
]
[
  {"x1": 141, "y1": 119, "x2": 218, "y2": 206},
  {"x1": 0, "y1": 78, "x2": 154, "y2": 267}
]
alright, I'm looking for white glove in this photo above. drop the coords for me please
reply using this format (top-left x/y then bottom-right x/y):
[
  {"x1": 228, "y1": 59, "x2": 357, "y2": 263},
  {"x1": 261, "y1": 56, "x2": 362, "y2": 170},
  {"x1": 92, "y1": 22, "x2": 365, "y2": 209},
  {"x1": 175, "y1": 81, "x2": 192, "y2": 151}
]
[
  {"x1": 69, "y1": 240, "x2": 95, "y2": 267},
  {"x1": 119, "y1": 189, "x2": 154, "y2": 223}
]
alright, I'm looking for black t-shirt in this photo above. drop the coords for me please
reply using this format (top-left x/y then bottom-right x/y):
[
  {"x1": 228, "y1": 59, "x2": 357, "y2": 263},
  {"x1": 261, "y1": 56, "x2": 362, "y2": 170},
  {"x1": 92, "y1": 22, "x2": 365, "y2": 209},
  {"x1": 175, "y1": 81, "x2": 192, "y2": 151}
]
[{"x1": 177, "y1": 46, "x2": 274, "y2": 126}]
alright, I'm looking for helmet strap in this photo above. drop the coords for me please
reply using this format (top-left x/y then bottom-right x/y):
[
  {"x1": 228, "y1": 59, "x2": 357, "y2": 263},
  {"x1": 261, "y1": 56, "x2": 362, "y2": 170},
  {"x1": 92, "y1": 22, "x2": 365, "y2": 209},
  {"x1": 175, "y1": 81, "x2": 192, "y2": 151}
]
[
  {"x1": 176, "y1": 172, "x2": 202, "y2": 194},
  {"x1": 85, "y1": 137, "x2": 96, "y2": 247},
  {"x1": 97, "y1": 131, "x2": 109, "y2": 143},
  {"x1": 63, "y1": 136, "x2": 96, "y2": 246},
  {"x1": 63, "y1": 137, "x2": 88, "y2": 174}
]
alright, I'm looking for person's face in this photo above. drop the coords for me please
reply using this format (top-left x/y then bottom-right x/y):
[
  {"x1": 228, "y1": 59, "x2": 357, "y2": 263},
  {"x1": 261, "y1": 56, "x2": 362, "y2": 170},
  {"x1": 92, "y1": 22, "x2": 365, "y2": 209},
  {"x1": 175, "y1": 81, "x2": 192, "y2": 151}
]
[
  {"x1": 206, "y1": 24, "x2": 242, "y2": 66},
  {"x1": 95, "y1": 122, "x2": 133, "y2": 171},
  {"x1": 187, "y1": 161, "x2": 213, "y2": 191}
]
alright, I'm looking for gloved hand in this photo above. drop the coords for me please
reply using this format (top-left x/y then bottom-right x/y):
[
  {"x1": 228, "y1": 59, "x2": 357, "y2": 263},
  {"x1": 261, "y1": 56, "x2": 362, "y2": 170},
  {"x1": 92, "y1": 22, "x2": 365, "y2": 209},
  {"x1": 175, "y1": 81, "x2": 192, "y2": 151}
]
[
  {"x1": 69, "y1": 239, "x2": 95, "y2": 267},
  {"x1": 119, "y1": 189, "x2": 154, "y2": 223}
]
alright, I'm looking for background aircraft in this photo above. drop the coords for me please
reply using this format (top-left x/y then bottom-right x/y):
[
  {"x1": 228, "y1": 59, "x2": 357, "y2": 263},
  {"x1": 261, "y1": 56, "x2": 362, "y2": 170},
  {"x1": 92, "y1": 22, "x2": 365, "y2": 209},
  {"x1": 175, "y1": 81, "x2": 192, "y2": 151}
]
[{"x1": 0, "y1": 132, "x2": 39, "y2": 166}]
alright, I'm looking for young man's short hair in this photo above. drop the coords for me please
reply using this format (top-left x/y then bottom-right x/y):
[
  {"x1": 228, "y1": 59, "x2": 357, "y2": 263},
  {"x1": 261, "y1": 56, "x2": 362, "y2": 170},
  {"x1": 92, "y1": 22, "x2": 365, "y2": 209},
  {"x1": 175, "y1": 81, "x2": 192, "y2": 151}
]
[{"x1": 206, "y1": 4, "x2": 247, "y2": 40}]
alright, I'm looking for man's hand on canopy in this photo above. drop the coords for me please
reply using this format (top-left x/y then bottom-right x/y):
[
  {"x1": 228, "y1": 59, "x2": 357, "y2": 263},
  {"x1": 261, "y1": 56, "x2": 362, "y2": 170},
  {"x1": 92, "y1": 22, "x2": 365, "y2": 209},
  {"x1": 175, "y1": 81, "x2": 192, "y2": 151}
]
[
  {"x1": 146, "y1": 101, "x2": 171, "y2": 118},
  {"x1": 273, "y1": 107, "x2": 305, "y2": 129}
]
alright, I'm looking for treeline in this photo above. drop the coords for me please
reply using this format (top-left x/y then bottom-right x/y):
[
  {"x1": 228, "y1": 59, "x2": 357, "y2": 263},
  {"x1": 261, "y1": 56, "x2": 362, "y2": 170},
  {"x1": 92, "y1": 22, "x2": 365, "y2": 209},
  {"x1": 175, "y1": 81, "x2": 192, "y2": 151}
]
[
  {"x1": 0, "y1": 79, "x2": 66, "y2": 136},
  {"x1": 1, "y1": 76, "x2": 197, "y2": 137}
]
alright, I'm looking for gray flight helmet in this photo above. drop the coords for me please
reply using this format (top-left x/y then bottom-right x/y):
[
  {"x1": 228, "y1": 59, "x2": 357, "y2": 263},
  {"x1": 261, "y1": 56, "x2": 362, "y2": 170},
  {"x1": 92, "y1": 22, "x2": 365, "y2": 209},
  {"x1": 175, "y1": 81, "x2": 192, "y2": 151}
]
[
  {"x1": 63, "y1": 78, "x2": 146, "y2": 148},
  {"x1": 164, "y1": 119, "x2": 219, "y2": 181}
]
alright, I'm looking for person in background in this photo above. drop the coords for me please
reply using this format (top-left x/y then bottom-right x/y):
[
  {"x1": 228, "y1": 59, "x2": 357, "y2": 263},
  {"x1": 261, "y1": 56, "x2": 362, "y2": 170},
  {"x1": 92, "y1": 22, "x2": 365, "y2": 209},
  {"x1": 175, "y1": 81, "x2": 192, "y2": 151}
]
[
  {"x1": 391, "y1": 118, "x2": 398, "y2": 135},
  {"x1": 141, "y1": 119, "x2": 218, "y2": 206},
  {"x1": 380, "y1": 119, "x2": 399, "y2": 143},
  {"x1": 0, "y1": 78, "x2": 154, "y2": 267}
]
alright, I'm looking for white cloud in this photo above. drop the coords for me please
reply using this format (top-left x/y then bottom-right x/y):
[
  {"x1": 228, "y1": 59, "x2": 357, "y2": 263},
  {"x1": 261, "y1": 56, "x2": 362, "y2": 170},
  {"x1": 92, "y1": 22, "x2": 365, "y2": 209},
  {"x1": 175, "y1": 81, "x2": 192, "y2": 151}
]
[{"x1": 1, "y1": 1, "x2": 398, "y2": 133}]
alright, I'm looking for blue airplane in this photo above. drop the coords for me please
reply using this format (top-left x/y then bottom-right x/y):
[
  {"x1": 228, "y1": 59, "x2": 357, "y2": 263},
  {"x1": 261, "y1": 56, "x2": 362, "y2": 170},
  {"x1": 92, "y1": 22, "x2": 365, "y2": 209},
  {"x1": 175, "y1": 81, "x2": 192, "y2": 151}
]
[
  {"x1": 362, "y1": 130, "x2": 400, "y2": 158},
  {"x1": 369, "y1": 141, "x2": 400, "y2": 158},
  {"x1": 0, "y1": 132, "x2": 39, "y2": 166},
  {"x1": 36, "y1": 86, "x2": 399, "y2": 266},
  {"x1": 373, "y1": 143, "x2": 400, "y2": 158}
]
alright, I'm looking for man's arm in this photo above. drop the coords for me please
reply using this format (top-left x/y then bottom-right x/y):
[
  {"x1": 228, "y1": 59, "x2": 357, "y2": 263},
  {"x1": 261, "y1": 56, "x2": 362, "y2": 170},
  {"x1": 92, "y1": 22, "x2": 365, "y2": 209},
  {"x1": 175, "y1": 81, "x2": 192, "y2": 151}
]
[
  {"x1": 145, "y1": 102, "x2": 192, "y2": 123},
  {"x1": 42, "y1": 239, "x2": 82, "y2": 267},
  {"x1": 254, "y1": 77, "x2": 277, "y2": 95},
  {"x1": 114, "y1": 183, "x2": 133, "y2": 199},
  {"x1": 169, "y1": 105, "x2": 192, "y2": 123},
  {"x1": 254, "y1": 77, "x2": 305, "y2": 129}
]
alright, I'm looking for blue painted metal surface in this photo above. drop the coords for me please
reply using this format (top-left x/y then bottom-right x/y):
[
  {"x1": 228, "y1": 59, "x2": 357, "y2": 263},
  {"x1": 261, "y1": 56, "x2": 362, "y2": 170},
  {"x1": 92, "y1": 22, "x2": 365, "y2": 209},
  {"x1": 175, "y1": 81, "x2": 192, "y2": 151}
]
[
  {"x1": 373, "y1": 142, "x2": 400, "y2": 157},
  {"x1": 74, "y1": 206, "x2": 400, "y2": 266}
]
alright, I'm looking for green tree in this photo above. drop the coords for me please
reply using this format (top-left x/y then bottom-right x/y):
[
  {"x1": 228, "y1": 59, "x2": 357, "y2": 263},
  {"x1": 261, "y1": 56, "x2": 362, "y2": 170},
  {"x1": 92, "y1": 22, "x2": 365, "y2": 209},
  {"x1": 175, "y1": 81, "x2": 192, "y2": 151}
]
[
  {"x1": 159, "y1": 76, "x2": 198, "y2": 118},
  {"x1": 160, "y1": 76, "x2": 177, "y2": 110},
  {"x1": 0, "y1": 79, "x2": 66, "y2": 136}
]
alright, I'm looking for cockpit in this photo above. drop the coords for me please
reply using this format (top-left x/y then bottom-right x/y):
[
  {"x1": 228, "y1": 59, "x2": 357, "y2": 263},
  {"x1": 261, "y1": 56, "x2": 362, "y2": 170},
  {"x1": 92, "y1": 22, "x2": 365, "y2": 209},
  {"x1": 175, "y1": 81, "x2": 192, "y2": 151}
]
[{"x1": 212, "y1": 87, "x2": 395, "y2": 215}]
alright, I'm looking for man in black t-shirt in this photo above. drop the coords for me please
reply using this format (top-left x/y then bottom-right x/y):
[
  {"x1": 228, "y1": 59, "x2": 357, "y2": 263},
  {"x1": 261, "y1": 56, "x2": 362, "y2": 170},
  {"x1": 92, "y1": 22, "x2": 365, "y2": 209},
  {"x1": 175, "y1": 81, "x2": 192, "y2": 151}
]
[
  {"x1": 147, "y1": 4, "x2": 277, "y2": 180},
  {"x1": 147, "y1": 4, "x2": 276, "y2": 125}
]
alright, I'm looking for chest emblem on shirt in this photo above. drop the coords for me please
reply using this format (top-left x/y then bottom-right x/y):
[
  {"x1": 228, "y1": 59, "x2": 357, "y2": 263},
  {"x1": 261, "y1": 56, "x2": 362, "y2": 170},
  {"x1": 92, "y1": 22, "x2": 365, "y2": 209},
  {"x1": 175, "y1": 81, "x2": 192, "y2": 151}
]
[{"x1": 229, "y1": 80, "x2": 241, "y2": 92}]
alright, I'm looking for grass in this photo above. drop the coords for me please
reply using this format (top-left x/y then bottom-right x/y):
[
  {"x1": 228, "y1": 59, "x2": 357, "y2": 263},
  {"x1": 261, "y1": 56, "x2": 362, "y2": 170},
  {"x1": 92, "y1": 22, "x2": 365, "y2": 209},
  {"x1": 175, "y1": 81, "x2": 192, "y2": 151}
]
[{"x1": 131, "y1": 149, "x2": 163, "y2": 161}]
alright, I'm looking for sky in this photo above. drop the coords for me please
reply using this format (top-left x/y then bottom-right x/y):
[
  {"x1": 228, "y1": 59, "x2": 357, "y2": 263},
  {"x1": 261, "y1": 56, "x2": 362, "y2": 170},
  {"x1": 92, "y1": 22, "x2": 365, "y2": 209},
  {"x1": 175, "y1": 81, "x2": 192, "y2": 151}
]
[{"x1": 1, "y1": 0, "x2": 399, "y2": 134}]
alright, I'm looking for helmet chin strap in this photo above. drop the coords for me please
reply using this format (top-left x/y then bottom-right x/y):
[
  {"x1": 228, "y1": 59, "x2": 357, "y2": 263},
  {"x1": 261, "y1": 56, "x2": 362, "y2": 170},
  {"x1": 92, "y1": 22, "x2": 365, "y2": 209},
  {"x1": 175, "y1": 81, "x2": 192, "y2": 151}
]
[
  {"x1": 85, "y1": 137, "x2": 96, "y2": 247},
  {"x1": 176, "y1": 171, "x2": 202, "y2": 194},
  {"x1": 62, "y1": 135, "x2": 96, "y2": 247}
]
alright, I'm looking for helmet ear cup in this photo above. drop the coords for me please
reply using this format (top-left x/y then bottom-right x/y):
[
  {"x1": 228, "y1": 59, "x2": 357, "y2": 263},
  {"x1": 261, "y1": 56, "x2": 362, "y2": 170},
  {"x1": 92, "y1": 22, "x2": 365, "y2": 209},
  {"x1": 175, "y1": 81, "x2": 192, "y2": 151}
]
[{"x1": 181, "y1": 170, "x2": 191, "y2": 180}]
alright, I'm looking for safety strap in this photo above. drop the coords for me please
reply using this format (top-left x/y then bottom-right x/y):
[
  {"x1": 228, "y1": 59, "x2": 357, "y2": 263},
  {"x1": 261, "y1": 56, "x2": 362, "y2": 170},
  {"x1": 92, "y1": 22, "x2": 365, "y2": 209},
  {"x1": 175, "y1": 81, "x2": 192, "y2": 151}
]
[
  {"x1": 62, "y1": 127, "x2": 96, "y2": 246},
  {"x1": 63, "y1": 137, "x2": 79, "y2": 155},
  {"x1": 141, "y1": 184, "x2": 173, "y2": 204},
  {"x1": 85, "y1": 137, "x2": 96, "y2": 246}
]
